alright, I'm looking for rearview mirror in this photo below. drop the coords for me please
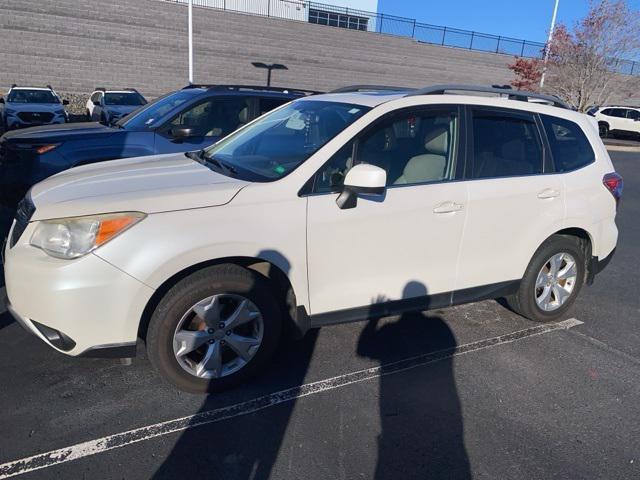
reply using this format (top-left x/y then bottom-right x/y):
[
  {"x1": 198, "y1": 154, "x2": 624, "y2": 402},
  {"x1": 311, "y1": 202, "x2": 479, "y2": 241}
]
[
  {"x1": 336, "y1": 163, "x2": 387, "y2": 210},
  {"x1": 170, "y1": 127, "x2": 196, "y2": 140},
  {"x1": 93, "y1": 100, "x2": 100, "y2": 106}
]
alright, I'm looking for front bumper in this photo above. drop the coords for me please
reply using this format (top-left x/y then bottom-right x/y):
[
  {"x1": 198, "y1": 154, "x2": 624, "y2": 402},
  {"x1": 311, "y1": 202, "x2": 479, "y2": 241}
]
[
  {"x1": 4, "y1": 221, "x2": 155, "y2": 357},
  {"x1": 5, "y1": 117, "x2": 66, "y2": 130}
]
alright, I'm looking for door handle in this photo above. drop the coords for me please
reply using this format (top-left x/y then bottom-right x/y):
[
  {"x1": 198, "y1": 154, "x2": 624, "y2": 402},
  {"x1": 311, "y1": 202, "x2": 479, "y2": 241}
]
[
  {"x1": 433, "y1": 201, "x2": 464, "y2": 214},
  {"x1": 537, "y1": 188, "x2": 561, "y2": 199}
]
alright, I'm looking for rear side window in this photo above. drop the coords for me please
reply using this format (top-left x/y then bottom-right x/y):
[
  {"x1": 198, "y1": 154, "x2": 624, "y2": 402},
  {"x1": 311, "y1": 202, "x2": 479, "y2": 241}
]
[
  {"x1": 470, "y1": 109, "x2": 543, "y2": 179},
  {"x1": 541, "y1": 115, "x2": 594, "y2": 172},
  {"x1": 627, "y1": 109, "x2": 640, "y2": 120}
]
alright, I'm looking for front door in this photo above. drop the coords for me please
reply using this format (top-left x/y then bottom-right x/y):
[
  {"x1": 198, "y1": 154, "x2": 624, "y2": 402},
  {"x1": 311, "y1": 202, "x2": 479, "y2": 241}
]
[{"x1": 306, "y1": 105, "x2": 468, "y2": 315}]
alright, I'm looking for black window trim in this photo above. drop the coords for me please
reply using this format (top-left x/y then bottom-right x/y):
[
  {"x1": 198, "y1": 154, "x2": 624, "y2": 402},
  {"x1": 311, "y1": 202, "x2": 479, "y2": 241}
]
[
  {"x1": 299, "y1": 104, "x2": 464, "y2": 197},
  {"x1": 464, "y1": 105, "x2": 549, "y2": 181}
]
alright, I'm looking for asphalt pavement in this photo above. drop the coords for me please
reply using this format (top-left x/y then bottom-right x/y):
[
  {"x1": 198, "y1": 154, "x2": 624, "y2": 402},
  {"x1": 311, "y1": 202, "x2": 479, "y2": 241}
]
[{"x1": 0, "y1": 151, "x2": 639, "y2": 480}]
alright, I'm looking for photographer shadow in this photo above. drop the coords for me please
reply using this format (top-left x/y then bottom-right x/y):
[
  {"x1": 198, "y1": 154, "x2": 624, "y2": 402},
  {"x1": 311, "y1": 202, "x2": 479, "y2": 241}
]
[{"x1": 357, "y1": 281, "x2": 471, "y2": 480}]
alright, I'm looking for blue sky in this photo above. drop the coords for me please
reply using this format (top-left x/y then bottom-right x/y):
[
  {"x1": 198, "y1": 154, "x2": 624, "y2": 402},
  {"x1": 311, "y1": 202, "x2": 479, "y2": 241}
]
[{"x1": 376, "y1": 0, "x2": 640, "y2": 43}]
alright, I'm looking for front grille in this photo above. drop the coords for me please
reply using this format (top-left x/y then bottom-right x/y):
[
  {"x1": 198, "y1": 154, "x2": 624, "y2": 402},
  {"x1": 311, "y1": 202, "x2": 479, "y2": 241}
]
[
  {"x1": 10, "y1": 195, "x2": 35, "y2": 248},
  {"x1": 17, "y1": 112, "x2": 54, "y2": 123}
]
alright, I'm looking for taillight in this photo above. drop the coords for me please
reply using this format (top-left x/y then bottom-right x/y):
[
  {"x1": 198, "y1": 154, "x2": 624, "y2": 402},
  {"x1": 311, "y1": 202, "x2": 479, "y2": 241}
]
[{"x1": 603, "y1": 172, "x2": 623, "y2": 206}]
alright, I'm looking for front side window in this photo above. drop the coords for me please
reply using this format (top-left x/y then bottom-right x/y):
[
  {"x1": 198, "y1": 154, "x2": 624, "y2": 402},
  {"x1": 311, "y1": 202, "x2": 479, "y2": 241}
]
[
  {"x1": 541, "y1": 115, "x2": 595, "y2": 172},
  {"x1": 471, "y1": 109, "x2": 543, "y2": 179},
  {"x1": 203, "y1": 100, "x2": 370, "y2": 182},
  {"x1": 119, "y1": 90, "x2": 200, "y2": 129},
  {"x1": 7, "y1": 89, "x2": 59, "y2": 104},
  {"x1": 312, "y1": 107, "x2": 459, "y2": 193},
  {"x1": 104, "y1": 92, "x2": 146, "y2": 106},
  {"x1": 170, "y1": 97, "x2": 252, "y2": 137}
]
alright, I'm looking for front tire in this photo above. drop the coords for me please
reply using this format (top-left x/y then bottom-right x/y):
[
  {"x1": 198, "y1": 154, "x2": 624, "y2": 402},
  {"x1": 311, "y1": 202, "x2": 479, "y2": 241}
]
[
  {"x1": 147, "y1": 264, "x2": 282, "y2": 393},
  {"x1": 507, "y1": 236, "x2": 585, "y2": 323}
]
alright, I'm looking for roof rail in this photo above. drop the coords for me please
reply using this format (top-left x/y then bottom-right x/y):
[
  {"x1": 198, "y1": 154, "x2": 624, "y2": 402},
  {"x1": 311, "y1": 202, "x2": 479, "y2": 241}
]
[
  {"x1": 330, "y1": 85, "x2": 414, "y2": 94},
  {"x1": 94, "y1": 87, "x2": 106, "y2": 92},
  {"x1": 46, "y1": 84, "x2": 53, "y2": 90},
  {"x1": 10, "y1": 84, "x2": 16, "y2": 89},
  {"x1": 182, "y1": 84, "x2": 322, "y2": 95},
  {"x1": 406, "y1": 84, "x2": 571, "y2": 109}
]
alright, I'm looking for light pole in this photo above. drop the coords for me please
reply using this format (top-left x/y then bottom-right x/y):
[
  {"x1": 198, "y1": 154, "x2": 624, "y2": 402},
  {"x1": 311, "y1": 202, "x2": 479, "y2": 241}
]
[
  {"x1": 540, "y1": 0, "x2": 560, "y2": 89},
  {"x1": 251, "y1": 62, "x2": 288, "y2": 86},
  {"x1": 188, "y1": 0, "x2": 194, "y2": 84}
]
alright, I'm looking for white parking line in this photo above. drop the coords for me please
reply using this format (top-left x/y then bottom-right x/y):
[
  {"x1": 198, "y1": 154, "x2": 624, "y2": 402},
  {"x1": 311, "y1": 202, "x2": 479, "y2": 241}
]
[{"x1": 0, "y1": 318, "x2": 583, "y2": 479}]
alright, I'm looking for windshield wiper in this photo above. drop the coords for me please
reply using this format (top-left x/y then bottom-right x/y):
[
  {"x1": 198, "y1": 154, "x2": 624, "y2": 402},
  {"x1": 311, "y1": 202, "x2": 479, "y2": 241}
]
[{"x1": 185, "y1": 150, "x2": 237, "y2": 176}]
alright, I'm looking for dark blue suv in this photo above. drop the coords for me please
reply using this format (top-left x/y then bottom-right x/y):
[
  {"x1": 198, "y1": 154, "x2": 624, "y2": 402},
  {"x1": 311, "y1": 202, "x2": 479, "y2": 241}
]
[{"x1": 0, "y1": 85, "x2": 316, "y2": 207}]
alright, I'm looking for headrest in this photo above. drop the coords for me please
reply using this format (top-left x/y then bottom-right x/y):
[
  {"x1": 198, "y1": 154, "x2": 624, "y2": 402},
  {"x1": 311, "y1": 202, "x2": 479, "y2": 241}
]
[
  {"x1": 238, "y1": 107, "x2": 249, "y2": 124},
  {"x1": 424, "y1": 127, "x2": 449, "y2": 156}
]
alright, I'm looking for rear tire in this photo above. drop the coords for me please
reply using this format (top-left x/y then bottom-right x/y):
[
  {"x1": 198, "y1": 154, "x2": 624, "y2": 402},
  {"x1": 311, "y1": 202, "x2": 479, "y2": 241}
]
[
  {"x1": 147, "y1": 264, "x2": 282, "y2": 393},
  {"x1": 507, "y1": 236, "x2": 585, "y2": 323}
]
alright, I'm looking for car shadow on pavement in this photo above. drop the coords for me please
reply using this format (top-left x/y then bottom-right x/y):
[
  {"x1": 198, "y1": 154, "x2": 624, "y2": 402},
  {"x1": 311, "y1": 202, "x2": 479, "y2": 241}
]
[{"x1": 357, "y1": 282, "x2": 471, "y2": 480}]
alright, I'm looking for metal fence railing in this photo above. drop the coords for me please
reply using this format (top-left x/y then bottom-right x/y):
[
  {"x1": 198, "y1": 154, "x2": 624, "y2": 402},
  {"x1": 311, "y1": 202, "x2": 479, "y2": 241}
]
[{"x1": 163, "y1": 0, "x2": 638, "y2": 75}]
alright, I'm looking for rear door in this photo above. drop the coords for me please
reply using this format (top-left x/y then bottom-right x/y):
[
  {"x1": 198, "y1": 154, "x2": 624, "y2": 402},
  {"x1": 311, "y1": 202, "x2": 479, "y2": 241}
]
[{"x1": 455, "y1": 106, "x2": 565, "y2": 293}]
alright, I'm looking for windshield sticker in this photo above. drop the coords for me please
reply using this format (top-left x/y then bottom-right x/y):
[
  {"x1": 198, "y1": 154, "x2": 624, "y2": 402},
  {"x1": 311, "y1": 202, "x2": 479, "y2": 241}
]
[
  {"x1": 348, "y1": 108, "x2": 361, "y2": 114},
  {"x1": 274, "y1": 165, "x2": 286, "y2": 175}
]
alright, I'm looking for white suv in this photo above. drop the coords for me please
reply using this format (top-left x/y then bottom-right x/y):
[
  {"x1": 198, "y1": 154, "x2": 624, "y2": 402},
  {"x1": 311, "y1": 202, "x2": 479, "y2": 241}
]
[
  {"x1": 590, "y1": 105, "x2": 640, "y2": 138},
  {"x1": 4, "y1": 85, "x2": 621, "y2": 392}
]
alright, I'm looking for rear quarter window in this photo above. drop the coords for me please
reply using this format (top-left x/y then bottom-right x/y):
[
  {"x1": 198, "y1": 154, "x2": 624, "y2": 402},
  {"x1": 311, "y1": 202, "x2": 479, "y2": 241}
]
[{"x1": 541, "y1": 115, "x2": 595, "y2": 172}]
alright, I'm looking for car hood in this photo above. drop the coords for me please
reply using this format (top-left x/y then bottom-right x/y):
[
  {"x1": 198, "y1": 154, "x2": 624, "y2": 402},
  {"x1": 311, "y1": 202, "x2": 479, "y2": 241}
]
[
  {"x1": 2, "y1": 121, "x2": 119, "y2": 142},
  {"x1": 5, "y1": 102, "x2": 64, "y2": 113},
  {"x1": 29, "y1": 153, "x2": 249, "y2": 220}
]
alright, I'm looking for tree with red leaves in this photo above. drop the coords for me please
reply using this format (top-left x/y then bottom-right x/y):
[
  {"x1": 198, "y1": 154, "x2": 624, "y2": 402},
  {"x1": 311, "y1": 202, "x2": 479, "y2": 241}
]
[{"x1": 509, "y1": 0, "x2": 640, "y2": 111}]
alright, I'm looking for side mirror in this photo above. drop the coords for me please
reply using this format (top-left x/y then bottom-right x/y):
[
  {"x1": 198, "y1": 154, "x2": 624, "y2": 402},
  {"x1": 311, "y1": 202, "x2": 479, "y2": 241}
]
[
  {"x1": 63, "y1": 99, "x2": 69, "y2": 105},
  {"x1": 336, "y1": 163, "x2": 387, "y2": 210},
  {"x1": 93, "y1": 100, "x2": 101, "y2": 106},
  {"x1": 0, "y1": 98, "x2": 4, "y2": 104},
  {"x1": 170, "y1": 127, "x2": 195, "y2": 140}
]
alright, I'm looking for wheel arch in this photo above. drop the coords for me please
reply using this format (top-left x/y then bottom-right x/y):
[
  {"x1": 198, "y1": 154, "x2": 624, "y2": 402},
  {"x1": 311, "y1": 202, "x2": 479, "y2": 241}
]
[
  {"x1": 138, "y1": 256, "x2": 309, "y2": 343},
  {"x1": 538, "y1": 227, "x2": 594, "y2": 281}
]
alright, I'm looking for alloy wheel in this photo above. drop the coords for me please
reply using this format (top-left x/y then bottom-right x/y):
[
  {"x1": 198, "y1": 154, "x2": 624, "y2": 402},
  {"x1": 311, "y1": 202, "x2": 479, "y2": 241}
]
[
  {"x1": 534, "y1": 252, "x2": 578, "y2": 312},
  {"x1": 173, "y1": 294, "x2": 264, "y2": 379}
]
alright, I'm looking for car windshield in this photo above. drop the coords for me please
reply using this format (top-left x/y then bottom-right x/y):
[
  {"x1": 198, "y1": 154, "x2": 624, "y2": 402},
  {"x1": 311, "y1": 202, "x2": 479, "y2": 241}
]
[
  {"x1": 104, "y1": 92, "x2": 146, "y2": 106},
  {"x1": 7, "y1": 89, "x2": 59, "y2": 104},
  {"x1": 118, "y1": 90, "x2": 199, "y2": 129},
  {"x1": 203, "y1": 100, "x2": 370, "y2": 181}
]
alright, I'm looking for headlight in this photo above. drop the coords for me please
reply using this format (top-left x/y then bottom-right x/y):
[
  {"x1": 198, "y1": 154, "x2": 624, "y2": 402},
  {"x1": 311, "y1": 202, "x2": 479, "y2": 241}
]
[{"x1": 30, "y1": 212, "x2": 145, "y2": 259}]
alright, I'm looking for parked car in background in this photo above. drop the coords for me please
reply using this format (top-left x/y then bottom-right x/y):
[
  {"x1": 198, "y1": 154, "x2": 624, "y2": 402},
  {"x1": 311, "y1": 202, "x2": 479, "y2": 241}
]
[
  {"x1": 3, "y1": 85, "x2": 620, "y2": 392},
  {"x1": 0, "y1": 85, "x2": 68, "y2": 131},
  {"x1": 0, "y1": 85, "x2": 317, "y2": 208},
  {"x1": 86, "y1": 88, "x2": 147, "y2": 125},
  {"x1": 589, "y1": 105, "x2": 640, "y2": 138}
]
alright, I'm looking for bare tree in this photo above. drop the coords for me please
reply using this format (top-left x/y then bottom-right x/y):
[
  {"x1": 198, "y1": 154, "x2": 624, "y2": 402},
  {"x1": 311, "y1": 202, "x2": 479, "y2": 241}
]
[{"x1": 509, "y1": 0, "x2": 640, "y2": 111}]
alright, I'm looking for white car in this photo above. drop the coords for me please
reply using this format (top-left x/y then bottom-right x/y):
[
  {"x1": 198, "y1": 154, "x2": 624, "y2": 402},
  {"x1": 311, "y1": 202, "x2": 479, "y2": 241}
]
[
  {"x1": 4, "y1": 85, "x2": 621, "y2": 392},
  {"x1": 86, "y1": 88, "x2": 147, "y2": 125},
  {"x1": 590, "y1": 105, "x2": 640, "y2": 138}
]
